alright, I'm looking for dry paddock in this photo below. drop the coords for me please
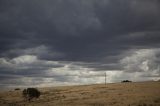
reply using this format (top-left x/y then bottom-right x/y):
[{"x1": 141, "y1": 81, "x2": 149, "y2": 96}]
[{"x1": 0, "y1": 81, "x2": 160, "y2": 106}]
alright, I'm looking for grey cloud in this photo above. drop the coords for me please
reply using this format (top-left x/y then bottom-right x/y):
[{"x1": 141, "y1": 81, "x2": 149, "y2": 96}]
[
  {"x1": 0, "y1": 0, "x2": 160, "y2": 88},
  {"x1": 0, "y1": 55, "x2": 65, "y2": 77},
  {"x1": 0, "y1": 0, "x2": 160, "y2": 61},
  {"x1": 120, "y1": 49, "x2": 160, "y2": 76}
]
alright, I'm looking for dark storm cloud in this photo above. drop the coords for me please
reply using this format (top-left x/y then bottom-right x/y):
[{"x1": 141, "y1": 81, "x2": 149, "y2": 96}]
[
  {"x1": 0, "y1": 0, "x2": 160, "y2": 87},
  {"x1": 0, "y1": 0, "x2": 160, "y2": 61}
]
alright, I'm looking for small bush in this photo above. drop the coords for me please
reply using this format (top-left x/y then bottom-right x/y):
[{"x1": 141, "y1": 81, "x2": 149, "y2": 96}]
[
  {"x1": 22, "y1": 88, "x2": 40, "y2": 101},
  {"x1": 121, "y1": 80, "x2": 132, "y2": 83},
  {"x1": 15, "y1": 88, "x2": 20, "y2": 90}
]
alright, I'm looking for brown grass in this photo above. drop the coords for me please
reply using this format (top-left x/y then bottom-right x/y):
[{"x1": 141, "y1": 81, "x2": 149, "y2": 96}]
[{"x1": 0, "y1": 81, "x2": 160, "y2": 106}]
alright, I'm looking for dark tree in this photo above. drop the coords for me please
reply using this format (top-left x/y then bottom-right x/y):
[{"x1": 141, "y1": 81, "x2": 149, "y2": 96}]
[
  {"x1": 121, "y1": 80, "x2": 132, "y2": 83},
  {"x1": 22, "y1": 88, "x2": 40, "y2": 101}
]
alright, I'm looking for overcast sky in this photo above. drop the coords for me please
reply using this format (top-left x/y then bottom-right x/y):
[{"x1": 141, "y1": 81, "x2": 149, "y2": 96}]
[{"x1": 0, "y1": 0, "x2": 160, "y2": 89}]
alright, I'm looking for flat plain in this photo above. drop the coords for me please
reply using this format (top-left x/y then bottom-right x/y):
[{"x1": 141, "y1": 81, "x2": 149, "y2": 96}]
[{"x1": 0, "y1": 81, "x2": 160, "y2": 106}]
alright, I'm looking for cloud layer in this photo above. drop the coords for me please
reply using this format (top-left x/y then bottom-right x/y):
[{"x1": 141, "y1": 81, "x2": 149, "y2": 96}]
[{"x1": 0, "y1": 0, "x2": 160, "y2": 88}]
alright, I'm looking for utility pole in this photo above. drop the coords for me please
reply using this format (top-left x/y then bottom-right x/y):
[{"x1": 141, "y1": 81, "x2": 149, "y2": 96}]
[{"x1": 105, "y1": 72, "x2": 107, "y2": 85}]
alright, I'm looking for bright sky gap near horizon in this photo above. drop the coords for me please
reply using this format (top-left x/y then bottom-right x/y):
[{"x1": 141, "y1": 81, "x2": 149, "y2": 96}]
[{"x1": 0, "y1": 0, "x2": 160, "y2": 89}]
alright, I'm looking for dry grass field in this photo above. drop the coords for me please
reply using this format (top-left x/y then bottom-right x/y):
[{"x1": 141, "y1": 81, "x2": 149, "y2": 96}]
[{"x1": 0, "y1": 81, "x2": 160, "y2": 106}]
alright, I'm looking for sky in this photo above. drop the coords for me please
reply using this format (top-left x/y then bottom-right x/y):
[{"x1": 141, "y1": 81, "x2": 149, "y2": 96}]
[{"x1": 0, "y1": 0, "x2": 160, "y2": 89}]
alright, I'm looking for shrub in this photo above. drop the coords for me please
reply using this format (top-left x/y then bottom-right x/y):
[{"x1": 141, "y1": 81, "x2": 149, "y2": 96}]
[
  {"x1": 15, "y1": 88, "x2": 20, "y2": 90},
  {"x1": 22, "y1": 88, "x2": 40, "y2": 101},
  {"x1": 121, "y1": 80, "x2": 132, "y2": 83}
]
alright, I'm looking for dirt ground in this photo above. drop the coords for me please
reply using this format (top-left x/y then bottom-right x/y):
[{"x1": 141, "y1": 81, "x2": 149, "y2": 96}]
[{"x1": 0, "y1": 81, "x2": 160, "y2": 106}]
